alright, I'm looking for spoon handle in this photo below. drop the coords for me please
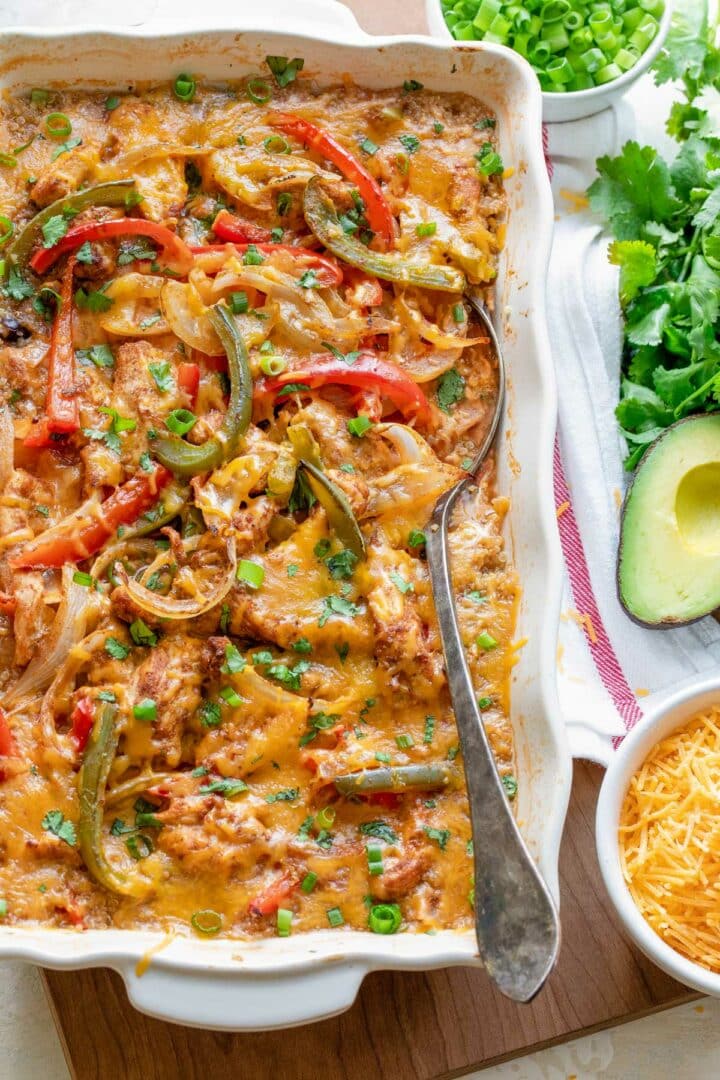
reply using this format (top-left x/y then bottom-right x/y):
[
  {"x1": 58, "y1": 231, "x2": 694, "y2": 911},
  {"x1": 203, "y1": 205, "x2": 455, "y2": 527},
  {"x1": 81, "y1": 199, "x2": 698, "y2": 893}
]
[{"x1": 426, "y1": 492, "x2": 560, "y2": 1002}]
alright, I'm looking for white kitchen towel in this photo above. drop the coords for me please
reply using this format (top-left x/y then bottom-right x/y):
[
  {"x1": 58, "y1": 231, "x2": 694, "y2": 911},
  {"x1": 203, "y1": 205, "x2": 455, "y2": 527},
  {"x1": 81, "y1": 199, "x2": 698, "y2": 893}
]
[{"x1": 548, "y1": 76, "x2": 720, "y2": 760}]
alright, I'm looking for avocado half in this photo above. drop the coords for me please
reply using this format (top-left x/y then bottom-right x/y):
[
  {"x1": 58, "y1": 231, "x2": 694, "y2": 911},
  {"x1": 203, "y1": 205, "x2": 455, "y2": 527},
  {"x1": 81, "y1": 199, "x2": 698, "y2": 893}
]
[{"x1": 618, "y1": 414, "x2": 720, "y2": 627}]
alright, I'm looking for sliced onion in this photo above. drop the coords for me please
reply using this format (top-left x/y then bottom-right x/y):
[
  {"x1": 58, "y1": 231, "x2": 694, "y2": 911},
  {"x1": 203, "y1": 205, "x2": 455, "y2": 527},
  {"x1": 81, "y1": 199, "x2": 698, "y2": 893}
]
[
  {"x1": 119, "y1": 534, "x2": 237, "y2": 620},
  {"x1": 396, "y1": 294, "x2": 486, "y2": 350},
  {"x1": 99, "y1": 273, "x2": 169, "y2": 337},
  {"x1": 160, "y1": 279, "x2": 222, "y2": 354},
  {"x1": 104, "y1": 143, "x2": 207, "y2": 171},
  {"x1": 90, "y1": 538, "x2": 159, "y2": 585},
  {"x1": 0, "y1": 407, "x2": 14, "y2": 490},
  {"x1": 3, "y1": 564, "x2": 91, "y2": 707},
  {"x1": 210, "y1": 148, "x2": 335, "y2": 207},
  {"x1": 375, "y1": 422, "x2": 436, "y2": 464},
  {"x1": 368, "y1": 425, "x2": 462, "y2": 519}
]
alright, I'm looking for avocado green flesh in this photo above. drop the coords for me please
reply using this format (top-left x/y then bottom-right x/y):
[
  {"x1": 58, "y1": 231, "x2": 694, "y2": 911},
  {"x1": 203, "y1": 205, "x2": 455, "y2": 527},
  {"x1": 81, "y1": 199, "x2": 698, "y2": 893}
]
[{"x1": 619, "y1": 415, "x2": 720, "y2": 626}]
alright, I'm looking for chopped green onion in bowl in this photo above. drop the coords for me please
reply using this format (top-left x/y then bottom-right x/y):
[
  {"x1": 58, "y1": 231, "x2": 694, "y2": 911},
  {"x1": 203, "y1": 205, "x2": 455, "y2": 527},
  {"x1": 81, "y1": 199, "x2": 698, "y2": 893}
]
[{"x1": 434, "y1": 0, "x2": 667, "y2": 100}]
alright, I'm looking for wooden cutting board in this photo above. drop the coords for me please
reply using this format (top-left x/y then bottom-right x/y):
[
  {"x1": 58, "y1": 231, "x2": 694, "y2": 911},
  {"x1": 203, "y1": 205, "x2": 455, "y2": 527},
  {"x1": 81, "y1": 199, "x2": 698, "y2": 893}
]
[
  {"x1": 42, "y1": 2, "x2": 696, "y2": 1073},
  {"x1": 43, "y1": 762, "x2": 696, "y2": 1078}
]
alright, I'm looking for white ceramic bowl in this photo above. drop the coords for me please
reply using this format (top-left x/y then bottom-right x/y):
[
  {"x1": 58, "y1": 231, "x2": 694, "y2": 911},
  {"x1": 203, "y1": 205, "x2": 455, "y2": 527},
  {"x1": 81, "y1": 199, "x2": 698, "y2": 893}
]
[
  {"x1": 596, "y1": 676, "x2": 720, "y2": 996},
  {"x1": 425, "y1": 0, "x2": 674, "y2": 123}
]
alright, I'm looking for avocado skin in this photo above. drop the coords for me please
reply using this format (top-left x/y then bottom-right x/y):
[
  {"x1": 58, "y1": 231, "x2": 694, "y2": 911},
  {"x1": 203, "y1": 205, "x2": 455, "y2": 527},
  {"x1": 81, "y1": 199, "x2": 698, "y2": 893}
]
[{"x1": 617, "y1": 414, "x2": 720, "y2": 629}]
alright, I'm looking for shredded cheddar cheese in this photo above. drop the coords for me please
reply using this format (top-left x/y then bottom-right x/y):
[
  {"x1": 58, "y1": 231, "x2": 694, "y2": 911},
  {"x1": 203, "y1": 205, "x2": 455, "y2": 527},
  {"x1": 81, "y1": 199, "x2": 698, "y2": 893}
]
[
  {"x1": 619, "y1": 707, "x2": 720, "y2": 973},
  {"x1": 559, "y1": 188, "x2": 589, "y2": 212}
]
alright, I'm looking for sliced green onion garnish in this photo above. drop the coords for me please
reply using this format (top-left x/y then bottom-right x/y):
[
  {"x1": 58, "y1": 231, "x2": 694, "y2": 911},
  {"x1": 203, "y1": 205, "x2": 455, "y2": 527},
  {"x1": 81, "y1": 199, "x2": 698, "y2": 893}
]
[
  {"x1": 315, "y1": 806, "x2": 336, "y2": 831},
  {"x1": 45, "y1": 112, "x2": 71, "y2": 138},
  {"x1": 165, "y1": 408, "x2": 196, "y2": 435},
  {"x1": 227, "y1": 290, "x2": 249, "y2": 314},
  {"x1": 277, "y1": 908, "x2": 293, "y2": 937},
  {"x1": 246, "y1": 78, "x2": 272, "y2": 104},
  {"x1": 105, "y1": 95, "x2": 120, "y2": 111},
  {"x1": 72, "y1": 571, "x2": 93, "y2": 587},
  {"x1": 236, "y1": 560, "x2": 265, "y2": 589},
  {"x1": 477, "y1": 631, "x2": 498, "y2": 651},
  {"x1": 0, "y1": 899, "x2": 7, "y2": 918},
  {"x1": 173, "y1": 74, "x2": 196, "y2": 102},
  {"x1": 133, "y1": 698, "x2": 157, "y2": 723},
  {"x1": 367, "y1": 845, "x2": 384, "y2": 876},
  {"x1": 260, "y1": 354, "x2": 287, "y2": 377},
  {"x1": 301, "y1": 871, "x2": 317, "y2": 893},
  {"x1": 368, "y1": 902, "x2": 401, "y2": 934},
  {"x1": 326, "y1": 906, "x2": 344, "y2": 928},
  {"x1": 396, "y1": 733, "x2": 414, "y2": 749},
  {"x1": 415, "y1": 222, "x2": 437, "y2": 238},
  {"x1": 347, "y1": 415, "x2": 373, "y2": 438},
  {"x1": 220, "y1": 686, "x2": 243, "y2": 708},
  {"x1": 442, "y1": 0, "x2": 663, "y2": 93},
  {"x1": 30, "y1": 88, "x2": 50, "y2": 105},
  {"x1": 263, "y1": 134, "x2": 290, "y2": 154},
  {"x1": 191, "y1": 909, "x2": 222, "y2": 935}
]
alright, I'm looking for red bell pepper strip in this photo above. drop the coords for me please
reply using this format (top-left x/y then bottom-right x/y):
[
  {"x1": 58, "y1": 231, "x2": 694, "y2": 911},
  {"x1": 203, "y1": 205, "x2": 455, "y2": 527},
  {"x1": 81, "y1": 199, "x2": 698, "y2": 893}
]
[
  {"x1": 267, "y1": 111, "x2": 395, "y2": 245},
  {"x1": 0, "y1": 593, "x2": 17, "y2": 617},
  {"x1": 24, "y1": 256, "x2": 80, "y2": 446},
  {"x1": 212, "y1": 209, "x2": 272, "y2": 244},
  {"x1": 248, "y1": 873, "x2": 298, "y2": 916},
  {"x1": 177, "y1": 362, "x2": 200, "y2": 406},
  {"x1": 9, "y1": 465, "x2": 172, "y2": 569},
  {"x1": 191, "y1": 243, "x2": 343, "y2": 286},
  {"x1": 0, "y1": 710, "x2": 14, "y2": 758},
  {"x1": 29, "y1": 218, "x2": 193, "y2": 276},
  {"x1": 255, "y1": 351, "x2": 431, "y2": 427},
  {"x1": 70, "y1": 696, "x2": 95, "y2": 753}
]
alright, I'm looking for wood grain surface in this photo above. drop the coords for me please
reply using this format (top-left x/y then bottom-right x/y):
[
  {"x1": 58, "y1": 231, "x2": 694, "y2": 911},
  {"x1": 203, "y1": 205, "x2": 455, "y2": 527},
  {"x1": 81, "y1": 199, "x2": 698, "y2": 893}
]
[
  {"x1": 42, "y1": 3, "x2": 696, "y2": 1074},
  {"x1": 43, "y1": 762, "x2": 696, "y2": 1079}
]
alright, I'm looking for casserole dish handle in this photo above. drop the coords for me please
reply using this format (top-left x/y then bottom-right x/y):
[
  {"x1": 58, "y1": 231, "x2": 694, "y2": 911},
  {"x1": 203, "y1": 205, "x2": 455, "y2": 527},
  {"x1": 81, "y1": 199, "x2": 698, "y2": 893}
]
[{"x1": 118, "y1": 958, "x2": 368, "y2": 1031}]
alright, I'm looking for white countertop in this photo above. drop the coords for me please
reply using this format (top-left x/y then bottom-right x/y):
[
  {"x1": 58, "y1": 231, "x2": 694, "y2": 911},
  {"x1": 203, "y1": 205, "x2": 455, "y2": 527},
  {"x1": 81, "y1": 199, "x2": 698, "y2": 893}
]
[{"x1": 2, "y1": 2, "x2": 720, "y2": 1077}]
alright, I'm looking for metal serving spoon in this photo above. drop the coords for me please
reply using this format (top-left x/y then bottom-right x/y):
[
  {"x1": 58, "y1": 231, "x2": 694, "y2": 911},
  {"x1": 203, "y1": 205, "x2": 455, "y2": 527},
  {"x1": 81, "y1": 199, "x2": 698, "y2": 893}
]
[{"x1": 425, "y1": 293, "x2": 560, "y2": 1003}]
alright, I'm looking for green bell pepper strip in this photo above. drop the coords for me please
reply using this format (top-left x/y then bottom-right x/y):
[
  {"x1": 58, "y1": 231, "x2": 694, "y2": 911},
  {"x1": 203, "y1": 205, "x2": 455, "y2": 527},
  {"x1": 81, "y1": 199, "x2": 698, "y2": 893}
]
[
  {"x1": 154, "y1": 305, "x2": 252, "y2": 476},
  {"x1": 299, "y1": 459, "x2": 365, "y2": 560},
  {"x1": 287, "y1": 423, "x2": 323, "y2": 470},
  {"x1": 302, "y1": 177, "x2": 466, "y2": 293},
  {"x1": 334, "y1": 762, "x2": 456, "y2": 796},
  {"x1": 78, "y1": 704, "x2": 149, "y2": 898},
  {"x1": 6, "y1": 180, "x2": 137, "y2": 274}
]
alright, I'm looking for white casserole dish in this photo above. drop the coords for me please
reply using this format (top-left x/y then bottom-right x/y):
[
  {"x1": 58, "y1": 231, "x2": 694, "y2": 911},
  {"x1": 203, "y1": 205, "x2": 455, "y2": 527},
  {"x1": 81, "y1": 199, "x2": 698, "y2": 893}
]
[{"x1": 0, "y1": 0, "x2": 571, "y2": 1031}]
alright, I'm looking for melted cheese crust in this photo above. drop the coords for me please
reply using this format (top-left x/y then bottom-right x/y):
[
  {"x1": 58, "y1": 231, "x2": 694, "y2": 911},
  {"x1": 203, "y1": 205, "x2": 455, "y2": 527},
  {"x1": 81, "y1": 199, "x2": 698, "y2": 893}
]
[{"x1": 0, "y1": 77, "x2": 516, "y2": 938}]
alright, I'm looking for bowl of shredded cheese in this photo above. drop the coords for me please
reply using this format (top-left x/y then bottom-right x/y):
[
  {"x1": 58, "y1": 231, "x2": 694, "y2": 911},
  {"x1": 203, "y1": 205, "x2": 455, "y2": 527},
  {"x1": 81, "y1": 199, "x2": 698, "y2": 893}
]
[{"x1": 596, "y1": 678, "x2": 720, "y2": 995}]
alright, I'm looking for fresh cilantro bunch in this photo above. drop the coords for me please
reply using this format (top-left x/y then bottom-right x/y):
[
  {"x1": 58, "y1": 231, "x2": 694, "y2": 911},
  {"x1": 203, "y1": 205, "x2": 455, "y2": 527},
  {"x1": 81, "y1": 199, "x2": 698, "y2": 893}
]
[{"x1": 587, "y1": 0, "x2": 720, "y2": 469}]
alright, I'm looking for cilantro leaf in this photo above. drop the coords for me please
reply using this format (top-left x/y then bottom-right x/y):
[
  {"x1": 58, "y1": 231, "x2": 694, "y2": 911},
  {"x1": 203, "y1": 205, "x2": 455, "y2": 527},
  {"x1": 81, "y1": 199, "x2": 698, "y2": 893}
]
[
  {"x1": 41, "y1": 214, "x2": 69, "y2": 248},
  {"x1": 148, "y1": 361, "x2": 174, "y2": 393},
  {"x1": 436, "y1": 368, "x2": 465, "y2": 413},
  {"x1": 318, "y1": 594, "x2": 361, "y2": 627},
  {"x1": 41, "y1": 810, "x2": 77, "y2": 847},
  {"x1": 588, "y1": 142, "x2": 682, "y2": 240},
  {"x1": 653, "y1": 0, "x2": 715, "y2": 87},
  {"x1": 3, "y1": 267, "x2": 34, "y2": 301},
  {"x1": 359, "y1": 820, "x2": 398, "y2": 844},
  {"x1": 608, "y1": 240, "x2": 657, "y2": 303},
  {"x1": 265, "y1": 55, "x2": 304, "y2": 88}
]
